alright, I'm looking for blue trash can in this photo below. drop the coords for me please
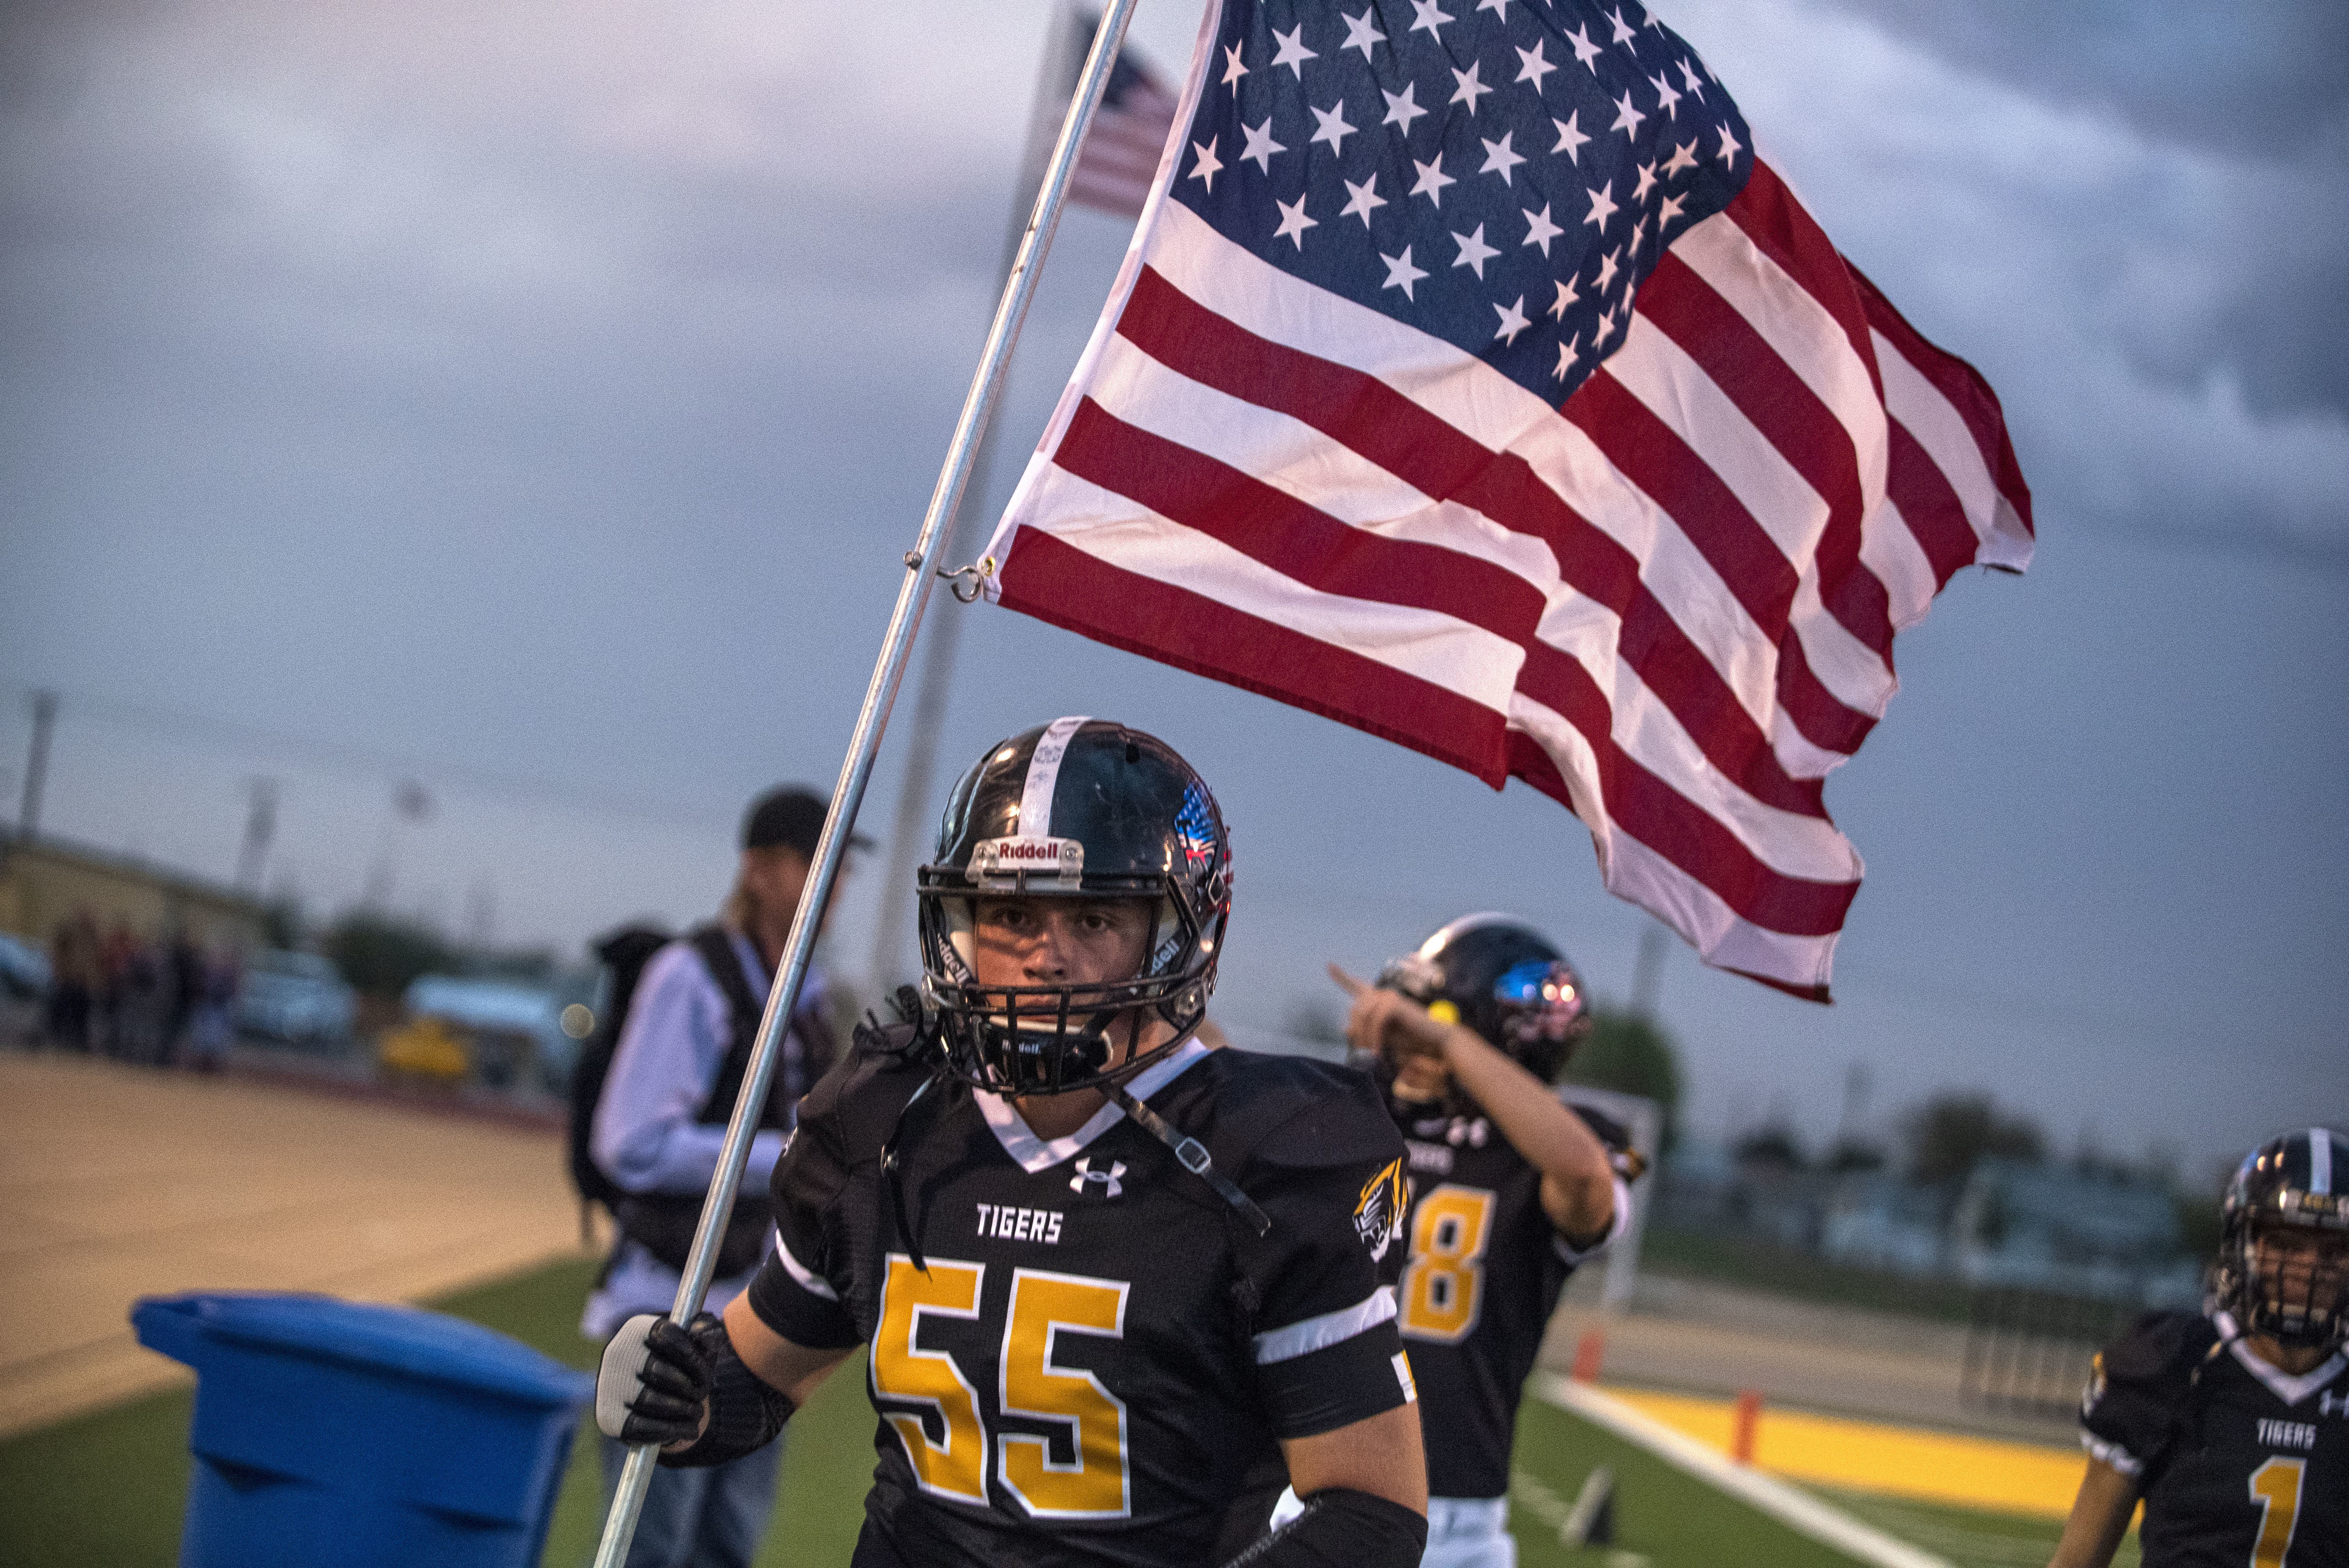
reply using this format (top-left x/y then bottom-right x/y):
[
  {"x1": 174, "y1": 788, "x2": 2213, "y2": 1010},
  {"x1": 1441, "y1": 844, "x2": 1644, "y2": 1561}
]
[{"x1": 133, "y1": 1292, "x2": 594, "y2": 1568}]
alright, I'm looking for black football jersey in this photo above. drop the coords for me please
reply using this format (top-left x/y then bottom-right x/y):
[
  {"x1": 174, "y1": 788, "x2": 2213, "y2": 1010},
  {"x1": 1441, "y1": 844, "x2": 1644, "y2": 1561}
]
[
  {"x1": 746, "y1": 1033, "x2": 1414, "y2": 1568},
  {"x1": 2080, "y1": 1309, "x2": 2349, "y2": 1568},
  {"x1": 1392, "y1": 1103, "x2": 1631, "y2": 1500}
]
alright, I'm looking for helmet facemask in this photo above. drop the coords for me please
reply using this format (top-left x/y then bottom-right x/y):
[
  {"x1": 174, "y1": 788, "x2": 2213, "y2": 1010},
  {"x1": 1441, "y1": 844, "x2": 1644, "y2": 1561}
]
[{"x1": 2212, "y1": 1130, "x2": 2349, "y2": 1352}]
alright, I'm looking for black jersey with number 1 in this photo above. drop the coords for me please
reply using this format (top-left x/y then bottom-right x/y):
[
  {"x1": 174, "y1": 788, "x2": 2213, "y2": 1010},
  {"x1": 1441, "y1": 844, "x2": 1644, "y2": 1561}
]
[
  {"x1": 746, "y1": 1030, "x2": 1415, "y2": 1568},
  {"x1": 2080, "y1": 1308, "x2": 2348, "y2": 1568},
  {"x1": 1393, "y1": 1102, "x2": 1634, "y2": 1500}
]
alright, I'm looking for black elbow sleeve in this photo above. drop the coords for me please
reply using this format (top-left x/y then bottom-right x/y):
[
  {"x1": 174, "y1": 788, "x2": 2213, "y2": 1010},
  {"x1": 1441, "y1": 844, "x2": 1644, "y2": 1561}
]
[
  {"x1": 656, "y1": 1317, "x2": 795, "y2": 1469},
  {"x1": 1218, "y1": 1488, "x2": 1427, "y2": 1568}
]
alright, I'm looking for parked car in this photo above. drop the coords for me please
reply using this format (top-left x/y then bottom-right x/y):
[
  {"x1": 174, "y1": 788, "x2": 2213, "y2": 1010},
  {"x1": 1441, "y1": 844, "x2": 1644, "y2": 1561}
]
[
  {"x1": 0, "y1": 933, "x2": 50, "y2": 1001},
  {"x1": 238, "y1": 948, "x2": 359, "y2": 1049},
  {"x1": 401, "y1": 975, "x2": 574, "y2": 1093}
]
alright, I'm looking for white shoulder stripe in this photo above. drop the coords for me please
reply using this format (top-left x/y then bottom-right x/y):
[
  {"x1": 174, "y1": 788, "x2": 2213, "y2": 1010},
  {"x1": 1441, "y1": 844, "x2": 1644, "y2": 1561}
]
[
  {"x1": 1252, "y1": 1286, "x2": 1397, "y2": 1365},
  {"x1": 2079, "y1": 1430, "x2": 2140, "y2": 1477},
  {"x1": 1019, "y1": 716, "x2": 1092, "y2": 837},
  {"x1": 772, "y1": 1233, "x2": 838, "y2": 1302}
]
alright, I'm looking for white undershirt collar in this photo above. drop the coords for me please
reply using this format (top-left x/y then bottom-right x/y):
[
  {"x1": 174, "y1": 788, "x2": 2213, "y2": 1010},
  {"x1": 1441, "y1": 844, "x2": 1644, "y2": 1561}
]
[
  {"x1": 2214, "y1": 1310, "x2": 2349, "y2": 1406},
  {"x1": 974, "y1": 1038, "x2": 1212, "y2": 1174}
]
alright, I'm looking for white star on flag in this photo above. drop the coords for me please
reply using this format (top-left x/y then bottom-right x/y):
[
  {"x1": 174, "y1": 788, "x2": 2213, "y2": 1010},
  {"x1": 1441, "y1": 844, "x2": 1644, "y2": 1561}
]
[
  {"x1": 1270, "y1": 24, "x2": 1317, "y2": 78},
  {"x1": 1583, "y1": 177, "x2": 1618, "y2": 230},
  {"x1": 1240, "y1": 118, "x2": 1284, "y2": 173},
  {"x1": 1678, "y1": 58, "x2": 1706, "y2": 101},
  {"x1": 1565, "y1": 23, "x2": 1603, "y2": 69},
  {"x1": 1552, "y1": 112, "x2": 1591, "y2": 163},
  {"x1": 1339, "y1": 174, "x2": 1387, "y2": 226},
  {"x1": 1606, "y1": 5, "x2": 1636, "y2": 45},
  {"x1": 1547, "y1": 275, "x2": 1580, "y2": 319},
  {"x1": 1493, "y1": 294, "x2": 1532, "y2": 344},
  {"x1": 1310, "y1": 102, "x2": 1357, "y2": 154},
  {"x1": 1450, "y1": 62, "x2": 1494, "y2": 114},
  {"x1": 1451, "y1": 222, "x2": 1499, "y2": 277},
  {"x1": 1479, "y1": 132, "x2": 1526, "y2": 184},
  {"x1": 1648, "y1": 71, "x2": 1682, "y2": 118},
  {"x1": 1552, "y1": 330, "x2": 1581, "y2": 378},
  {"x1": 1662, "y1": 138, "x2": 1698, "y2": 175},
  {"x1": 1611, "y1": 88, "x2": 1646, "y2": 139},
  {"x1": 1633, "y1": 159, "x2": 1658, "y2": 201},
  {"x1": 1378, "y1": 244, "x2": 1428, "y2": 298},
  {"x1": 1340, "y1": 7, "x2": 1386, "y2": 59},
  {"x1": 1187, "y1": 135, "x2": 1223, "y2": 192},
  {"x1": 1410, "y1": 155, "x2": 1456, "y2": 207},
  {"x1": 1409, "y1": 0, "x2": 1452, "y2": 37},
  {"x1": 1716, "y1": 121, "x2": 1744, "y2": 166},
  {"x1": 1521, "y1": 202, "x2": 1565, "y2": 255},
  {"x1": 1383, "y1": 83, "x2": 1429, "y2": 133},
  {"x1": 1515, "y1": 41, "x2": 1556, "y2": 90},
  {"x1": 1221, "y1": 43, "x2": 1248, "y2": 86},
  {"x1": 1274, "y1": 194, "x2": 1317, "y2": 249},
  {"x1": 1657, "y1": 191, "x2": 1686, "y2": 225}
]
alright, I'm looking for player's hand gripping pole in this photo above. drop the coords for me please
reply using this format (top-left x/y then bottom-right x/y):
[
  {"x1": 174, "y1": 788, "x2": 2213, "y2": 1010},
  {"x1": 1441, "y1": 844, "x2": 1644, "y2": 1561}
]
[{"x1": 588, "y1": 5, "x2": 1147, "y2": 1563}]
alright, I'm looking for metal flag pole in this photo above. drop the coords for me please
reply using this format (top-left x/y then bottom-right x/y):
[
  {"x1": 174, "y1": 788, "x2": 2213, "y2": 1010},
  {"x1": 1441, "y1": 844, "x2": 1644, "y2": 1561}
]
[
  {"x1": 863, "y1": 0, "x2": 1083, "y2": 1001},
  {"x1": 590, "y1": 3, "x2": 1145, "y2": 1562}
]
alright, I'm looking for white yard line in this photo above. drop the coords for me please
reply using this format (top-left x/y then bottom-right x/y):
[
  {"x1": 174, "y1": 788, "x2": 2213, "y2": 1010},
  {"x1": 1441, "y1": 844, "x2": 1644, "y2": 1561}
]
[{"x1": 1530, "y1": 1374, "x2": 1955, "y2": 1568}]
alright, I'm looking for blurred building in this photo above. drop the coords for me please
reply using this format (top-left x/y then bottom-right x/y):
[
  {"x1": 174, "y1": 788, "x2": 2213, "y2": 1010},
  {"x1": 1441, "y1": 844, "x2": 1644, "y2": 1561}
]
[{"x1": 0, "y1": 835, "x2": 268, "y2": 951}]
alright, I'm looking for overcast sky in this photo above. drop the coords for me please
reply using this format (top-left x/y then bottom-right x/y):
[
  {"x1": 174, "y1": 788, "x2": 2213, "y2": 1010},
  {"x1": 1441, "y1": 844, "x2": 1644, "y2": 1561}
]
[{"x1": 3, "y1": 0, "x2": 2342, "y2": 1177}]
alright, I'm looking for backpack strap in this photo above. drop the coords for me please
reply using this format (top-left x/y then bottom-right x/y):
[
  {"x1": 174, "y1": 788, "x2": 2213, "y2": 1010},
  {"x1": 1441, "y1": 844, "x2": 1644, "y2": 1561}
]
[{"x1": 687, "y1": 926, "x2": 779, "y2": 1129}]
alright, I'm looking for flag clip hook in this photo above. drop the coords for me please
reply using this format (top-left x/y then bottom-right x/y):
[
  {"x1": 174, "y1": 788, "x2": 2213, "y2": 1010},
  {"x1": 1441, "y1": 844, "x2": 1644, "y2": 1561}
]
[{"x1": 936, "y1": 555, "x2": 997, "y2": 604}]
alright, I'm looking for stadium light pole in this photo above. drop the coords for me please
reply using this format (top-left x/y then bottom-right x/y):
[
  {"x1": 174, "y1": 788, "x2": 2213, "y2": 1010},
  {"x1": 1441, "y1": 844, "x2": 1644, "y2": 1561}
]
[{"x1": 589, "y1": 4, "x2": 1147, "y2": 1561}]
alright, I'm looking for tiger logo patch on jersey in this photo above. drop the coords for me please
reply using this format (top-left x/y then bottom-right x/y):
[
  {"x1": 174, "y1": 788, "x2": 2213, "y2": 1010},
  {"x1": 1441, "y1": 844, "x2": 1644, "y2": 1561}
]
[{"x1": 1354, "y1": 1158, "x2": 1406, "y2": 1262}]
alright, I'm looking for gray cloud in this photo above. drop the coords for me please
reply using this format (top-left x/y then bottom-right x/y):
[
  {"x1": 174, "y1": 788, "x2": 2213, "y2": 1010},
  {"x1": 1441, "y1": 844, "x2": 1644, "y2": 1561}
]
[{"x1": 1809, "y1": 0, "x2": 2349, "y2": 420}]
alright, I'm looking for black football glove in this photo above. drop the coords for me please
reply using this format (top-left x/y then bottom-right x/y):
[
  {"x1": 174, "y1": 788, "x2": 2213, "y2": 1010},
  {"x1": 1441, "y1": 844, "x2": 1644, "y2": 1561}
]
[{"x1": 595, "y1": 1312, "x2": 713, "y2": 1448}]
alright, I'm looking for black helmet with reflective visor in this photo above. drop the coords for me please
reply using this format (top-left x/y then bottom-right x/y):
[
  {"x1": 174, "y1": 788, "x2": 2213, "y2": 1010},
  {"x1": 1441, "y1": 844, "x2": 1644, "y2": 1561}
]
[
  {"x1": 2212, "y1": 1127, "x2": 2349, "y2": 1351},
  {"x1": 1374, "y1": 914, "x2": 1592, "y2": 1100},
  {"x1": 918, "y1": 718, "x2": 1230, "y2": 1096}
]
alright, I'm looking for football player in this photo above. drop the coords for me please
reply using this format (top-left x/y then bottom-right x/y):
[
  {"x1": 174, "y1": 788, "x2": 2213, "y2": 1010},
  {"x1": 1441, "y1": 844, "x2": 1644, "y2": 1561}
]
[
  {"x1": 2050, "y1": 1128, "x2": 2347, "y2": 1568},
  {"x1": 1309, "y1": 916, "x2": 1640, "y2": 1568},
  {"x1": 595, "y1": 718, "x2": 1429, "y2": 1568}
]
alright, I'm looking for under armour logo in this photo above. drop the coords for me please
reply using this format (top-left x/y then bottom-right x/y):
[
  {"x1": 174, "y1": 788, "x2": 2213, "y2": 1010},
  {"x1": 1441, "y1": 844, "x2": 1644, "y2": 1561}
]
[{"x1": 1069, "y1": 1157, "x2": 1126, "y2": 1199}]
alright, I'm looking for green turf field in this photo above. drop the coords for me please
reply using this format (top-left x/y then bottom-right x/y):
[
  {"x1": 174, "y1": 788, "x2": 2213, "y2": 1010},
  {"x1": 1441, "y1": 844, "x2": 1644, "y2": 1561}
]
[{"x1": 0, "y1": 1254, "x2": 2103, "y2": 1568}]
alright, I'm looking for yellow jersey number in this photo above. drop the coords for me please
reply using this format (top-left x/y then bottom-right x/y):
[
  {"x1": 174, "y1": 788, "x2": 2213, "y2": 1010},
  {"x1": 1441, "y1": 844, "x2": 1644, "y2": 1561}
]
[
  {"x1": 2248, "y1": 1455, "x2": 2304, "y2": 1568},
  {"x1": 870, "y1": 1256, "x2": 1132, "y2": 1519},
  {"x1": 1398, "y1": 1183, "x2": 1497, "y2": 1343}
]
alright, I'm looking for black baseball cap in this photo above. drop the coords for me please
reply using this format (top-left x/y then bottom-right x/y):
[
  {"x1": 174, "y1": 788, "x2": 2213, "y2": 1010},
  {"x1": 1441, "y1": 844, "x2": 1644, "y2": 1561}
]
[{"x1": 742, "y1": 787, "x2": 871, "y2": 856}]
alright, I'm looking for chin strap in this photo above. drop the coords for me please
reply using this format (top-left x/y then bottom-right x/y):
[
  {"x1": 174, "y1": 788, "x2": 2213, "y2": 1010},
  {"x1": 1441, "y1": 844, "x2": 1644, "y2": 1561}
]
[{"x1": 1103, "y1": 1081, "x2": 1271, "y2": 1237}]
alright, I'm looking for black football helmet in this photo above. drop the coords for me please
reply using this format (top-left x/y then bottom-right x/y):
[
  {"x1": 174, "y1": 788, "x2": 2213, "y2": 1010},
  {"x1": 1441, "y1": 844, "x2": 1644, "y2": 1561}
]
[
  {"x1": 2211, "y1": 1127, "x2": 2349, "y2": 1351},
  {"x1": 1374, "y1": 914, "x2": 1593, "y2": 1092},
  {"x1": 918, "y1": 718, "x2": 1231, "y2": 1096}
]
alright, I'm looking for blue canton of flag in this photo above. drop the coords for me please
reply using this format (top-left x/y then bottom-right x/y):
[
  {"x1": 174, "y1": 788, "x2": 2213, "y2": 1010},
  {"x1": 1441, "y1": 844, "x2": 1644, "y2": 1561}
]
[{"x1": 1171, "y1": 0, "x2": 1752, "y2": 404}]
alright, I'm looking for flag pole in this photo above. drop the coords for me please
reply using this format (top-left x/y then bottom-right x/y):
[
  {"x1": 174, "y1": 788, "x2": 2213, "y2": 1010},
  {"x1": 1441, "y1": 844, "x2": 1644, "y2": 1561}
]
[
  {"x1": 588, "y1": 3, "x2": 1145, "y2": 1563},
  {"x1": 863, "y1": 0, "x2": 1084, "y2": 1001}
]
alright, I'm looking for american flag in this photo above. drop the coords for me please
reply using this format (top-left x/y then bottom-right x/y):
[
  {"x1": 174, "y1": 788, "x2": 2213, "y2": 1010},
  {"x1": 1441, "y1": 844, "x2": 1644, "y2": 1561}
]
[
  {"x1": 987, "y1": 0, "x2": 2032, "y2": 999},
  {"x1": 1069, "y1": 17, "x2": 1182, "y2": 220}
]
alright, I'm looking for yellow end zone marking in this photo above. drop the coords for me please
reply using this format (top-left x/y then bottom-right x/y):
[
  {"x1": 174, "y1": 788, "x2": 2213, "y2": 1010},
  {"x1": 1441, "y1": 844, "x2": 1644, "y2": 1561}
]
[{"x1": 1601, "y1": 1387, "x2": 2085, "y2": 1519}]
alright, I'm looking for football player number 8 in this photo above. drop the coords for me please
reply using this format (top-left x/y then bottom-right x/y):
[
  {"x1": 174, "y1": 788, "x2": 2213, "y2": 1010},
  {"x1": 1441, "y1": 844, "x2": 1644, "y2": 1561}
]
[
  {"x1": 2248, "y1": 1456, "x2": 2304, "y2": 1568},
  {"x1": 1400, "y1": 1184, "x2": 1497, "y2": 1342},
  {"x1": 872, "y1": 1257, "x2": 1132, "y2": 1519}
]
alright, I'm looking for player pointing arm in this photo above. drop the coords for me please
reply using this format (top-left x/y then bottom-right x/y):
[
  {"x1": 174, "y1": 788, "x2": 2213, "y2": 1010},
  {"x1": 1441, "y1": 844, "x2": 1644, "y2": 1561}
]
[
  {"x1": 1300, "y1": 918, "x2": 1643, "y2": 1568},
  {"x1": 598, "y1": 720, "x2": 1429, "y2": 1568}
]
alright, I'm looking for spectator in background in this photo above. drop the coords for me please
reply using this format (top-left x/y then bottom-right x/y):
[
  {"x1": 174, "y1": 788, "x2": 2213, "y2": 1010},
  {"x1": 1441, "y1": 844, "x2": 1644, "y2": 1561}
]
[
  {"x1": 184, "y1": 945, "x2": 240, "y2": 1074},
  {"x1": 165, "y1": 928, "x2": 205, "y2": 1065},
  {"x1": 45, "y1": 912, "x2": 99, "y2": 1051},
  {"x1": 580, "y1": 786, "x2": 860, "y2": 1568}
]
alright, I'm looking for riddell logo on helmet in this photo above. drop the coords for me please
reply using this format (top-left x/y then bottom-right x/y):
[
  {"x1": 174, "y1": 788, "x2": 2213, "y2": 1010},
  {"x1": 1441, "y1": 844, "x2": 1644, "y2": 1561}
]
[{"x1": 971, "y1": 836, "x2": 1085, "y2": 884}]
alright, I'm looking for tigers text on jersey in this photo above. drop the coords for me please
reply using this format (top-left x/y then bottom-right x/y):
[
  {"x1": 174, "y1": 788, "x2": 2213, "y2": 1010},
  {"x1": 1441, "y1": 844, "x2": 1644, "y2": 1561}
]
[
  {"x1": 1393, "y1": 1105, "x2": 1629, "y2": 1500},
  {"x1": 2080, "y1": 1309, "x2": 2347, "y2": 1568},
  {"x1": 747, "y1": 1031, "x2": 1413, "y2": 1568}
]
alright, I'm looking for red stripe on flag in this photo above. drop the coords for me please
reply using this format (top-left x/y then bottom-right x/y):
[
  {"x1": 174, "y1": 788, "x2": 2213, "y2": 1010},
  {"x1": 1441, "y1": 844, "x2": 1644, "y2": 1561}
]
[
  {"x1": 1112, "y1": 265, "x2": 1831, "y2": 817},
  {"x1": 1502, "y1": 732, "x2": 1857, "y2": 939},
  {"x1": 1637, "y1": 252, "x2": 1892, "y2": 664},
  {"x1": 1885, "y1": 419, "x2": 1982, "y2": 589},
  {"x1": 1564, "y1": 371, "x2": 1877, "y2": 757},
  {"x1": 996, "y1": 526, "x2": 1510, "y2": 785},
  {"x1": 1846, "y1": 263, "x2": 2034, "y2": 536},
  {"x1": 1723, "y1": 166, "x2": 1878, "y2": 400}
]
